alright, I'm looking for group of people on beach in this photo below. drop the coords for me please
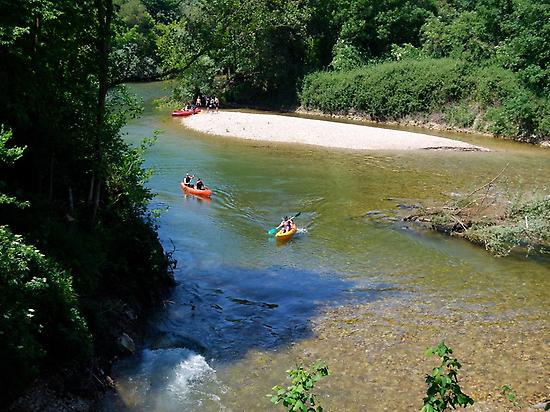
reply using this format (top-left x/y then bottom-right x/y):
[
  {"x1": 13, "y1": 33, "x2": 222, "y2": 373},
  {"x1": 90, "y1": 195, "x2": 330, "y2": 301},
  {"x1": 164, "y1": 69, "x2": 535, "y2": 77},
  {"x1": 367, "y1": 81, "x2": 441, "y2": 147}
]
[
  {"x1": 195, "y1": 95, "x2": 220, "y2": 112},
  {"x1": 181, "y1": 96, "x2": 220, "y2": 113},
  {"x1": 182, "y1": 173, "x2": 206, "y2": 190}
]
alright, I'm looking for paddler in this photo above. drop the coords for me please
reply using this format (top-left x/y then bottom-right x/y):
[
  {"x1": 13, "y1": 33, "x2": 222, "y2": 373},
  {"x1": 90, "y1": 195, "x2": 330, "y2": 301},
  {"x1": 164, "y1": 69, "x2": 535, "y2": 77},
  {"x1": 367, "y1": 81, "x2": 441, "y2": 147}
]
[
  {"x1": 195, "y1": 177, "x2": 205, "y2": 190},
  {"x1": 276, "y1": 216, "x2": 293, "y2": 233},
  {"x1": 183, "y1": 173, "x2": 194, "y2": 187}
]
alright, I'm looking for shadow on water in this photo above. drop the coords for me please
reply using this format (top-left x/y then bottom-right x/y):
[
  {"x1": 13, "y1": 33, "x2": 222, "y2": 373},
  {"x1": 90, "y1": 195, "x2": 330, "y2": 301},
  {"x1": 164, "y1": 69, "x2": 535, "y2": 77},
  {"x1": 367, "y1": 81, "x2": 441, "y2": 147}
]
[
  {"x1": 107, "y1": 265, "x2": 400, "y2": 411},
  {"x1": 148, "y1": 265, "x2": 399, "y2": 362}
]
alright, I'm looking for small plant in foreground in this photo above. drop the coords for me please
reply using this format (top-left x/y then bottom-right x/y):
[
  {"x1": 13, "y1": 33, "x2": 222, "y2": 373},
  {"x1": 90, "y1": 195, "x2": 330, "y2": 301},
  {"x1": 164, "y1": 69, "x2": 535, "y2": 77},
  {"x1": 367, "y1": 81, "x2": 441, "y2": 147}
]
[
  {"x1": 421, "y1": 342, "x2": 474, "y2": 412},
  {"x1": 269, "y1": 361, "x2": 329, "y2": 412},
  {"x1": 500, "y1": 385, "x2": 521, "y2": 409}
]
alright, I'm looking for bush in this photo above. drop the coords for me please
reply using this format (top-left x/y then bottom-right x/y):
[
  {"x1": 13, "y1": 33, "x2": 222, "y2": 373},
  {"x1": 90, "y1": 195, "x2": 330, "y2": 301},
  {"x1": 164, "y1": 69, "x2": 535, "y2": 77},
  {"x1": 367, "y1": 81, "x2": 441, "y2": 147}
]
[
  {"x1": 300, "y1": 59, "x2": 549, "y2": 142},
  {"x1": 0, "y1": 225, "x2": 92, "y2": 401},
  {"x1": 269, "y1": 361, "x2": 329, "y2": 412},
  {"x1": 330, "y1": 39, "x2": 367, "y2": 71},
  {"x1": 301, "y1": 59, "x2": 471, "y2": 119},
  {"x1": 443, "y1": 102, "x2": 477, "y2": 128},
  {"x1": 467, "y1": 194, "x2": 550, "y2": 256},
  {"x1": 422, "y1": 342, "x2": 474, "y2": 412}
]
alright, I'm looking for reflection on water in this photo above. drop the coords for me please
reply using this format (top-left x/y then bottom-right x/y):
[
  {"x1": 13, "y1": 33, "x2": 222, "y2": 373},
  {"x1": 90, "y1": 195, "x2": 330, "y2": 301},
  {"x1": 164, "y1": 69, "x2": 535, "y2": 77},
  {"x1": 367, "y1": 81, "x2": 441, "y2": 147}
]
[{"x1": 105, "y1": 82, "x2": 550, "y2": 411}]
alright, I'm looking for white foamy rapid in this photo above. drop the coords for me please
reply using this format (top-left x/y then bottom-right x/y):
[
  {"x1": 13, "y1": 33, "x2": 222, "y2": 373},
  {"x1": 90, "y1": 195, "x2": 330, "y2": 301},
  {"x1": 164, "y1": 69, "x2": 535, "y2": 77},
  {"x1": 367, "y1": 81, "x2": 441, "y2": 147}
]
[{"x1": 112, "y1": 348, "x2": 228, "y2": 411}]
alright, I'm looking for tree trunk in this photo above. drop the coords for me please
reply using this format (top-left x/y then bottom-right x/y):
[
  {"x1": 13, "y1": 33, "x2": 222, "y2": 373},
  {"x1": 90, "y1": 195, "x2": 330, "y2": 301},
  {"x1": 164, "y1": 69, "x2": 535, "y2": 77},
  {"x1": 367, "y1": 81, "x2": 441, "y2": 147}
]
[
  {"x1": 91, "y1": 0, "x2": 113, "y2": 225},
  {"x1": 68, "y1": 185, "x2": 74, "y2": 214},
  {"x1": 88, "y1": 175, "x2": 95, "y2": 206},
  {"x1": 48, "y1": 152, "x2": 54, "y2": 202},
  {"x1": 91, "y1": 179, "x2": 101, "y2": 223}
]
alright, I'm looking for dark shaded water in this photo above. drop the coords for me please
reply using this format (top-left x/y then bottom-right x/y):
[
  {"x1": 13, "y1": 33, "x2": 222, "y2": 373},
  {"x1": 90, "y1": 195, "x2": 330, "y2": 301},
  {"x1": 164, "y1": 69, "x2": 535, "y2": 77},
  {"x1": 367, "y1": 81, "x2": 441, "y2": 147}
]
[{"x1": 104, "y1": 82, "x2": 549, "y2": 411}]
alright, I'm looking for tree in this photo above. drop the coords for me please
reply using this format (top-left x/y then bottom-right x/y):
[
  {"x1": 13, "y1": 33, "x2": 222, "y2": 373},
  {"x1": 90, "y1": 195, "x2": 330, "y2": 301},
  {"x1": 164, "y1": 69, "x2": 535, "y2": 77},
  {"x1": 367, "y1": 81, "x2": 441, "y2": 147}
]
[
  {"x1": 0, "y1": 1, "x2": 172, "y2": 402},
  {"x1": 156, "y1": 0, "x2": 312, "y2": 103},
  {"x1": 112, "y1": 0, "x2": 163, "y2": 81},
  {"x1": 333, "y1": 0, "x2": 437, "y2": 60}
]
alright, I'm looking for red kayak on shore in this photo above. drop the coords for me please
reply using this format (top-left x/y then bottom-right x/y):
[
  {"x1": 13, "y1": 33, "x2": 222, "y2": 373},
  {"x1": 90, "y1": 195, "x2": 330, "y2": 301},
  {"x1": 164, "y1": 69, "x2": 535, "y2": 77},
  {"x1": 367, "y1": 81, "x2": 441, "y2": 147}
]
[
  {"x1": 180, "y1": 182, "x2": 212, "y2": 198},
  {"x1": 171, "y1": 107, "x2": 201, "y2": 117}
]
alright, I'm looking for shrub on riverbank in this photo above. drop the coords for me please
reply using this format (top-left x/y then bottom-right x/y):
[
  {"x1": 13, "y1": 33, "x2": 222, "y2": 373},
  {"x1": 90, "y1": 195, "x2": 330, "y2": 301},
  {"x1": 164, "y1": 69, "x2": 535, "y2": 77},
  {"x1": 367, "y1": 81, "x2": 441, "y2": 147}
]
[
  {"x1": 300, "y1": 59, "x2": 550, "y2": 143},
  {"x1": 0, "y1": 128, "x2": 175, "y2": 404},
  {"x1": 0, "y1": 225, "x2": 92, "y2": 399},
  {"x1": 467, "y1": 194, "x2": 550, "y2": 256},
  {"x1": 301, "y1": 59, "x2": 470, "y2": 117},
  {"x1": 406, "y1": 187, "x2": 550, "y2": 257}
]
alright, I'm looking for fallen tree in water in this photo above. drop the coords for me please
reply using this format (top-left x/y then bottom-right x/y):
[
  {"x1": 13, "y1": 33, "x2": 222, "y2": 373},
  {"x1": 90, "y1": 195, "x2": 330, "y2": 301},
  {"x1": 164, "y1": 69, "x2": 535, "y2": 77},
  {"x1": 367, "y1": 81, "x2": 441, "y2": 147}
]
[{"x1": 405, "y1": 166, "x2": 550, "y2": 257}]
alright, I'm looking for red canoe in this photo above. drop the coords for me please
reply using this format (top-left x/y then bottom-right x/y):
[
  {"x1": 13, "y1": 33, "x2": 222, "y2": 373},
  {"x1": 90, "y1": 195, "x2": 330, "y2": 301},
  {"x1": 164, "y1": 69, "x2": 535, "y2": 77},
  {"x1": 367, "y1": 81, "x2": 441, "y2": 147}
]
[
  {"x1": 171, "y1": 107, "x2": 202, "y2": 117},
  {"x1": 180, "y1": 182, "x2": 212, "y2": 198}
]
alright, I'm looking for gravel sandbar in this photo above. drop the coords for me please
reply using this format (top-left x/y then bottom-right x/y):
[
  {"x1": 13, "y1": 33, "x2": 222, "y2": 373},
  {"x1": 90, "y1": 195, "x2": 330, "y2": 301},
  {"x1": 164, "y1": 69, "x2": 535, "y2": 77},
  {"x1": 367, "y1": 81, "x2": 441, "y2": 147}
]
[{"x1": 182, "y1": 111, "x2": 488, "y2": 151}]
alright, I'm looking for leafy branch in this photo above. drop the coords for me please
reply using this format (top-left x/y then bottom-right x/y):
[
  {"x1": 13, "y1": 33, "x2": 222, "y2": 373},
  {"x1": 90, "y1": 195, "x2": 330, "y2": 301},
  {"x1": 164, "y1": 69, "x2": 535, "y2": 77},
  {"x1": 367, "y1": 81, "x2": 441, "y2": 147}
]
[
  {"x1": 421, "y1": 342, "x2": 474, "y2": 412},
  {"x1": 269, "y1": 361, "x2": 329, "y2": 412}
]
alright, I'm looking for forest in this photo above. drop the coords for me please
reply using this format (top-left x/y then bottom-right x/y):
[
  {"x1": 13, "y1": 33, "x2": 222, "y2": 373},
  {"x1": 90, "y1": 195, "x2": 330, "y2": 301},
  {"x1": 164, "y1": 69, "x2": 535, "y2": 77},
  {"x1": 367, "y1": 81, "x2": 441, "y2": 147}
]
[
  {"x1": 113, "y1": 0, "x2": 549, "y2": 143},
  {"x1": 0, "y1": 0, "x2": 174, "y2": 405},
  {"x1": 0, "y1": 0, "x2": 548, "y2": 408}
]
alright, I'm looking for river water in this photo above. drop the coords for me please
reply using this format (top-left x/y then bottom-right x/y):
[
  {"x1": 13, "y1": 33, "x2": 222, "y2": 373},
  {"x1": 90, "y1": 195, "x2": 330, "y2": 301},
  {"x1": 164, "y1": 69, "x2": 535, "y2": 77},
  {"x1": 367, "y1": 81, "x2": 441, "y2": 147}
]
[{"x1": 104, "y1": 82, "x2": 549, "y2": 411}]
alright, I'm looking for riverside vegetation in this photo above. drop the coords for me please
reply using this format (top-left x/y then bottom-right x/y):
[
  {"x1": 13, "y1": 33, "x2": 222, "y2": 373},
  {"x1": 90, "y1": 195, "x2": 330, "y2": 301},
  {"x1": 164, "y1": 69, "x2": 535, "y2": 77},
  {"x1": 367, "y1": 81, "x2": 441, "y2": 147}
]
[
  {"x1": 270, "y1": 343, "x2": 477, "y2": 412},
  {"x1": 117, "y1": 0, "x2": 550, "y2": 144},
  {"x1": 270, "y1": 361, "x2": 330, "y2": 412},
  {"x1": 1, "y1": 0, "x2": 174, "y2": 407},
  {"x1": 270, "y1": 343, "x2": 550, "y2": 411},
  {"x1": 405, "y1": 168, "x2": 550, "y2": 257}
]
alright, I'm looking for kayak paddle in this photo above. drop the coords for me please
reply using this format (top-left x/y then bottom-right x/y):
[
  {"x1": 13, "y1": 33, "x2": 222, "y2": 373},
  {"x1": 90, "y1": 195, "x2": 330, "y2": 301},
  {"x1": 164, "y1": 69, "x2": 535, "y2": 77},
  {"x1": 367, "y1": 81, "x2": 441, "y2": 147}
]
[{"x1": 267, "y1": 212, "x2": 301, "y2": 235}]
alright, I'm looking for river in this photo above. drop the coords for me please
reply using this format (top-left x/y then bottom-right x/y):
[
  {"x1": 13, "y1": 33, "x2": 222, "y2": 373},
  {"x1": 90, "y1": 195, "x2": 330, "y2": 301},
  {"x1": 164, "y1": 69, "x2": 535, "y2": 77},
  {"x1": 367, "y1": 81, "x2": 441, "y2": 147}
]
[{"x1": 103, "y1": 82, "x2": 549, "y2": 411}]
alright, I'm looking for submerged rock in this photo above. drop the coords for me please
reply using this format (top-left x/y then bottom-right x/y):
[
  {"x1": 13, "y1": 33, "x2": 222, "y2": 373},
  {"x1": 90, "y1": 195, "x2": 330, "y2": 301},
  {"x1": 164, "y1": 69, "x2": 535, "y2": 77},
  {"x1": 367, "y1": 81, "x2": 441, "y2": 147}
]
[
  {"x1": 531, "y1": 400, "x2": 549, "y2": 409},
  {"x1": 116, "y1": 333, "x2": 135, "y2": 355},
  {"x1": 151, "y1": 332, "x2": 207, "y2": 354}
]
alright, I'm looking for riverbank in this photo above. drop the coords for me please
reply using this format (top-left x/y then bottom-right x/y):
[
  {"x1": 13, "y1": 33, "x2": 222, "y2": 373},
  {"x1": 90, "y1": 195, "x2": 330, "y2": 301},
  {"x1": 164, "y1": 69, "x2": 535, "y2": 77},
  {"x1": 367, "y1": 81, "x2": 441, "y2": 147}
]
[
  {"x1": 9, "y1": 287, "x2": 175, "y2": 412},
  {"x1": 404, "y1": 190, "x2": 550, "y2": 257},
  {"x1": 181, "y1": 111, "x2": 489, "y2": 151},
  {"x1": 296, "y1": 107, "x2": 550, "y2": 149}
]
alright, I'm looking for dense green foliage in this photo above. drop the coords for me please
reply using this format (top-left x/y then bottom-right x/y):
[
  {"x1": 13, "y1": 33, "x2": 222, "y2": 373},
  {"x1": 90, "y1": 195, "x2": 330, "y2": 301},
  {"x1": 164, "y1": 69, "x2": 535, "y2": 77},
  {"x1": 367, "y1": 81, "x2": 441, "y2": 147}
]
[
  {"x1": 421, "y1": 342, "x2": 474, "y2": 412},
  {"x1": 269, "y1": 361, "x2": 329, "y2": 412},
  {"x1": 0, "y1": 0, "x2": 173, "y2": 403},
  {"x1": 301, "y1": 59, "x2": 550, "y2": 141},
  {"x1": 141, "y1": 0, "x2": 550, "y2": 141},
  {"x1": 301, "y1": 59, "x2": 469, "y2": 117},
  {"x1": 300, "y1": 0, "x2": 550, "y2": 142},
  {"x1": 112, "y1": 0, "x2": 180, "y2": 81},
  {"x1": 156, "y1": 0, "x2": 311, "y2": 104},
  {"x1": 1, "y1": 130, "x2": 91, "y2": 397},
  {"x1": 0, "y1": 225, "x2": 92, "y2": 397}
]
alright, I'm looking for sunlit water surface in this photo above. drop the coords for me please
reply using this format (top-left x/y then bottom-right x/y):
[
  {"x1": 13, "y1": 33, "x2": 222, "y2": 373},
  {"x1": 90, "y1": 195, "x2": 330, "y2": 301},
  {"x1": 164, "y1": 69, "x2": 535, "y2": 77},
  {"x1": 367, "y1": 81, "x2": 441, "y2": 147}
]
[{"x1": 103, "y1": 82, "x2": 549, "y2": 411}]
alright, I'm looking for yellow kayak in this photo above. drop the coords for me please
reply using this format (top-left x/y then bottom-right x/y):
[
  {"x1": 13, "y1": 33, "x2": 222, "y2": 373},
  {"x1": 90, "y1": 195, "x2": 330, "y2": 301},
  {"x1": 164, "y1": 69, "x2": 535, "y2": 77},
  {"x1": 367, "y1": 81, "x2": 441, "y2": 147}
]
[{"x1": 275, "y1": 223, "x2": 297, "y2": 241}]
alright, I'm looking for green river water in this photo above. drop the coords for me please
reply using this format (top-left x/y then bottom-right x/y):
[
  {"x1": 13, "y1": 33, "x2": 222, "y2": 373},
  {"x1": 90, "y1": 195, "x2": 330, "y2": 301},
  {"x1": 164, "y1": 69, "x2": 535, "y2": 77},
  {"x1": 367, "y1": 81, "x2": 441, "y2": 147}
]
[{"x1": 104, "y1": 82, "x2": 549, "y2": 411}]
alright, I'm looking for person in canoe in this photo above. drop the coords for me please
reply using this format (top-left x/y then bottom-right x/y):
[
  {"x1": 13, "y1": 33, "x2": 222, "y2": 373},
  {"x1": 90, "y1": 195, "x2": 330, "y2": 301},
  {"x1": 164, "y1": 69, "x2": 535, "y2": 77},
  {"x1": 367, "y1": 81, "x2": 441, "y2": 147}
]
[
  {"x1": 284, "y1": 217, "x2": 294, "y2": 233},
  {"x1": 276, "y1": 216, "x2": 293, "y2": 233},
  {"x1": 195, "y1": 177, "x2": 206, "y2": 190},
  {"x1": 183, "y1": 173, "x2": 194, "y2": 187}
]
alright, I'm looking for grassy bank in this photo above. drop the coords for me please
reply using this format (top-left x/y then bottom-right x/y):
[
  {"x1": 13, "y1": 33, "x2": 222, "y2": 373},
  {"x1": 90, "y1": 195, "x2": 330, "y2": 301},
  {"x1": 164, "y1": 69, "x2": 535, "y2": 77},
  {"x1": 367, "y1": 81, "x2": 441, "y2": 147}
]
[
  {"x1": 300, "y1": 59, "x2": 550, "y2": 144},
  {"x1": 405, "y1": 180, "x2": 550, "y2": 257}
]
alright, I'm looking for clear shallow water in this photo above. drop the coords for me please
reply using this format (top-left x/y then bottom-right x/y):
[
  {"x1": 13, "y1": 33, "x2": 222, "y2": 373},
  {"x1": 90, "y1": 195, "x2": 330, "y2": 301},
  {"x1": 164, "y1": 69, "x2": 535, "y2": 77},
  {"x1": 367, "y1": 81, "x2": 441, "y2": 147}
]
[{"x1": 104, "y1": 82, "x2": 549, "y2": 411}]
